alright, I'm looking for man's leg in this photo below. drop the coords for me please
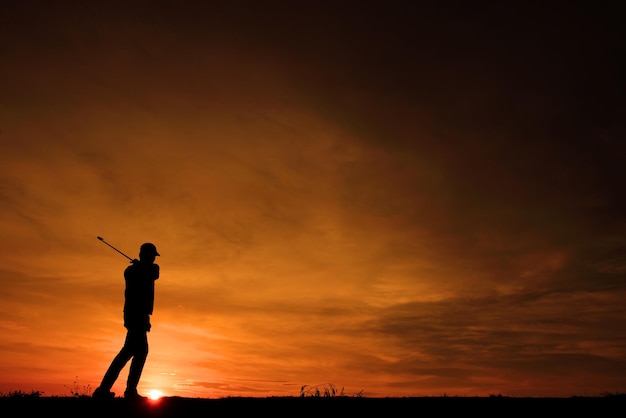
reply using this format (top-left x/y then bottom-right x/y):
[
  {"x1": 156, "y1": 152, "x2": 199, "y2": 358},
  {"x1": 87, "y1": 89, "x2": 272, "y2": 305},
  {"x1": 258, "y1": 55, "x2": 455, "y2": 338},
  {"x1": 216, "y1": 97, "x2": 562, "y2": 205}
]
[
  {"x1": 100, "y1": 348, "x2": 133, "y2": 390},
  {"x1": 93, "y1": 333, "x2": 134, "y2": 398},
  {"x1": 125, "y1": 329, "x2": 149, "y2": 397}
]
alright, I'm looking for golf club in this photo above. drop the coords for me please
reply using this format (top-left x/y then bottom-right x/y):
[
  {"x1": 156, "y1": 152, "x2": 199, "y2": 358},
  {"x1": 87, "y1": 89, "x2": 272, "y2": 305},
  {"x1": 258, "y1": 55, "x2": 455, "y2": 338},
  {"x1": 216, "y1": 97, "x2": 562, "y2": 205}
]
[{"x1": 97, "y1": 236, "x2": 134, "y2": 262}]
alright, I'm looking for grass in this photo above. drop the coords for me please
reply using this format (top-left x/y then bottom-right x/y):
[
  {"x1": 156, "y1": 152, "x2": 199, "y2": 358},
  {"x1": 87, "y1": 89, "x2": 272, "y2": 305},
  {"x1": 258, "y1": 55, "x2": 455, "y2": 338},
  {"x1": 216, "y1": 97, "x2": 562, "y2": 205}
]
[
  {"x1": 0, "y1": 390, "x2": 44, "y2": 398},
  {"x1": 299, "y1": 383, "x2": 364, "y2": 398},
  {"x1": 64, "y1": 376, "x2": 93, "y2": 398}
]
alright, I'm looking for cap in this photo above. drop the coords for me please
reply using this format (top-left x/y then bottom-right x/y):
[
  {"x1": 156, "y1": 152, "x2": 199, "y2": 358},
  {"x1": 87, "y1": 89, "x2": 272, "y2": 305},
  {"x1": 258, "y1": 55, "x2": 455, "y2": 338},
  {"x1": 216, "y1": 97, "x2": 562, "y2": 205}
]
[{"x1": 140, "y1": 242, "x2": 160, "y2": 256}]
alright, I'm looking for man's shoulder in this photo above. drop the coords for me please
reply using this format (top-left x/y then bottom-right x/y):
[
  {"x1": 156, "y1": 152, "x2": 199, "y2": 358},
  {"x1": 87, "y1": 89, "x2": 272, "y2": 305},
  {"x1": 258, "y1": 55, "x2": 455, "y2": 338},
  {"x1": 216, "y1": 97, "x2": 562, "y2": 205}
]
[{"x1": 125, "y1": 262, "x2": 159, "y2": 278}]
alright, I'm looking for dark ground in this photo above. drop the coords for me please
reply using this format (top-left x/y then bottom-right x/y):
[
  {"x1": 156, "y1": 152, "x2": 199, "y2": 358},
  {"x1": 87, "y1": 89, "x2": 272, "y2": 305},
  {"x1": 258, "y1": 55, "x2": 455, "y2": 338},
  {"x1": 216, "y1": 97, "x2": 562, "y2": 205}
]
[{"x1": 1, "y1": 395, "x2": 624, "y2": 417}]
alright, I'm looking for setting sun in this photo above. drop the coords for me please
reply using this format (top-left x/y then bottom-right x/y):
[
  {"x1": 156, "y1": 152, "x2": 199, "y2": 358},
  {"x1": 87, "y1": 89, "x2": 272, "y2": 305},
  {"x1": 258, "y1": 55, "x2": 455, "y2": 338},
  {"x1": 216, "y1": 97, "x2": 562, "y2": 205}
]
[{"x1": 148, "y1": 390, "x2": 163, "y2": 400}]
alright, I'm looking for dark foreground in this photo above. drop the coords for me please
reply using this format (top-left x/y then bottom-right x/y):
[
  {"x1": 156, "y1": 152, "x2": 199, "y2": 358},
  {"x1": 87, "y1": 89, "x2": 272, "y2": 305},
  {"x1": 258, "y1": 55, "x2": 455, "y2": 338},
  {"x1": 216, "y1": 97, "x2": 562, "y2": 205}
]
[{"x1": 2, "y1": 395, "x2": 624, "y2": 417}]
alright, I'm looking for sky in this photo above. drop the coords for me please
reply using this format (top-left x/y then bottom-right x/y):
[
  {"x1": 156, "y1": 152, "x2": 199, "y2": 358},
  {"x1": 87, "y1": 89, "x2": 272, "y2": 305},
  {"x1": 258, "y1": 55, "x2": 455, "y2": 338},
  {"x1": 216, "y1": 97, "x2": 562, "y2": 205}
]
[{"x1": 0, "y1": 0, "x2": 625, "y2": 399}]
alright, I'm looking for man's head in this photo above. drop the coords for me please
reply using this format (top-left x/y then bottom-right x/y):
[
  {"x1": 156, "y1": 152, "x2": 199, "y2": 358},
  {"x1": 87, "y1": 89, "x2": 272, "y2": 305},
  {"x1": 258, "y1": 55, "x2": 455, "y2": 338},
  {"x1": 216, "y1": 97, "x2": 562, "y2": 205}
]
[{"x1": 139, "y1": 242, "x2": 160, "y2": 258}]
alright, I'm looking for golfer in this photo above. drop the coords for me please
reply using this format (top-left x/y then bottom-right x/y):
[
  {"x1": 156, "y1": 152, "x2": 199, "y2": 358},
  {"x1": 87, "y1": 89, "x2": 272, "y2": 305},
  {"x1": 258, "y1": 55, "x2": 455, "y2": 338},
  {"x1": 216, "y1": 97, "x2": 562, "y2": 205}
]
[{"x1": 93, "y1": 242, "x2": 160, "y2": 400}]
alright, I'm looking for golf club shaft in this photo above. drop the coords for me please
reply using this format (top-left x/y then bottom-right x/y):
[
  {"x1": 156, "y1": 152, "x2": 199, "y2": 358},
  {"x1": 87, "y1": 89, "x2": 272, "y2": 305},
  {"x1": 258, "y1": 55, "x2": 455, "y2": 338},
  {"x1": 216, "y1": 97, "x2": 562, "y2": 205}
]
[{"x1": 97, "y1": 236, "x2": 133, "y2": 261}]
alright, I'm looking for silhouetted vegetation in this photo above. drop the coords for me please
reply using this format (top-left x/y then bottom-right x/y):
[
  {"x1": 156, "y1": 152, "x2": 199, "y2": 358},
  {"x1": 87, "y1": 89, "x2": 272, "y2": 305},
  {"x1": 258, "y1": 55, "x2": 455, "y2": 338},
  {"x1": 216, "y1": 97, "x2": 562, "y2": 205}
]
[
  {"x1": 64, "y1": 376, "x2": 93, "y2": 398},
  {"x1": 299, "y1": 383, "x2": 364, "y2": 398},
  {"x1": 0, "y1": 390, "x2": 43, "y2": 398}
]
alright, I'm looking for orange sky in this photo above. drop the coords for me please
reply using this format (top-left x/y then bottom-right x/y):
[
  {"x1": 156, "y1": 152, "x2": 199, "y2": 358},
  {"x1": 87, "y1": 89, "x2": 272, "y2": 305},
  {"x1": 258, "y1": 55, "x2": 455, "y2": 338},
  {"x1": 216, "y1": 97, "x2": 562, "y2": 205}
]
[{"x1": 1, "y1": 1, "x2": 625, "y2": 399}]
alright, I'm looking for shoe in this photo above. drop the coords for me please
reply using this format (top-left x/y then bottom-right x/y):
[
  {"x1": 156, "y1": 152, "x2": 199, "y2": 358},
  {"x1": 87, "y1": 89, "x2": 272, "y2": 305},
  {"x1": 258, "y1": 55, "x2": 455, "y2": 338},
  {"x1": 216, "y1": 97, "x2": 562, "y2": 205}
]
[
  {"x1": 124, "y1": 389, "x2": 146, "y2": 400},
  {"x1": 92, "y1": 387, "x2": 115, "y2": 400}
]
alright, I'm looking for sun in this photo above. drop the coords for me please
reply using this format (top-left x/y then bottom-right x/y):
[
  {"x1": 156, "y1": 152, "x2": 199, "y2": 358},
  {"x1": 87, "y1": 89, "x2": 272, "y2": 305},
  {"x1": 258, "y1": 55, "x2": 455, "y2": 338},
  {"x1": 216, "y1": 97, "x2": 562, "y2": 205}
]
[{"x1": 147, "y1": 389, "x2": 163, "y2": 400}]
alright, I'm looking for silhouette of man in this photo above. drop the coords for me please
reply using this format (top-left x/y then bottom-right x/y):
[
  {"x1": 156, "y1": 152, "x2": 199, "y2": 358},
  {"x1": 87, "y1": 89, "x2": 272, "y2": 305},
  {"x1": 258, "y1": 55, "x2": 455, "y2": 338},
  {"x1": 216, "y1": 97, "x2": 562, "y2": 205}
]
[{"x1": 93, "y1": 242, "x2": 160, "y2": 400}]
